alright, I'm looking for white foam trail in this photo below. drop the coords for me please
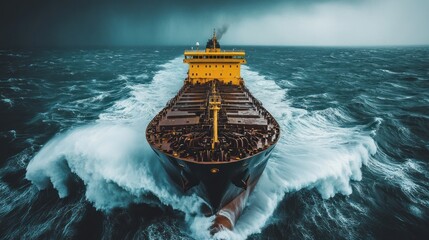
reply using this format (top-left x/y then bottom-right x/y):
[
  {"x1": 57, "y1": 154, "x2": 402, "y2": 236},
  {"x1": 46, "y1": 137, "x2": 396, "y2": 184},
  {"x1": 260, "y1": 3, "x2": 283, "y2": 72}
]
[{"x1": 26, "y1": 57, "x2": 376, "y2": 240}]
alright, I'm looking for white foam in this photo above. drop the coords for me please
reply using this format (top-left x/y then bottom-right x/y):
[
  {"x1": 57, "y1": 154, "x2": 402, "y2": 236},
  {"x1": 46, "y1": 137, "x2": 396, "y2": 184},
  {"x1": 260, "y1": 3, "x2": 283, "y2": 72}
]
[
  {"x1": 380, "y1": 69, "x2": 399, "y2": 75},
  {"x1": 1, "y1": 98, "x2": 14, "y2": 107},
  {"x1": 26, "y1": 57, "x2": 377, "y2": 240},
  {"x1": 117, "y1": 73, "x2": 149, "y2": 82}
]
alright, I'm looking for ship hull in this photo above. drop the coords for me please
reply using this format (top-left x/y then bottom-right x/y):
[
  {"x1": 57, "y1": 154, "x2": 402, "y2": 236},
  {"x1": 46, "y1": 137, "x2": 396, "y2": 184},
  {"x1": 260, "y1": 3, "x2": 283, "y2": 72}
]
[{"x1": 150, "y1": 143, "x2": 276, "y2": 227}]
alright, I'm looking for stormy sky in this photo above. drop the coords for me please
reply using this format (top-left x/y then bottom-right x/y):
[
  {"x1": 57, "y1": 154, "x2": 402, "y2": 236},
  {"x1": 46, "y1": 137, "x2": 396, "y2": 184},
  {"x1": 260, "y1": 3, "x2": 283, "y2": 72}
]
[{"x1": 1, "y1": 0, "x2": 428, "y2": 47}]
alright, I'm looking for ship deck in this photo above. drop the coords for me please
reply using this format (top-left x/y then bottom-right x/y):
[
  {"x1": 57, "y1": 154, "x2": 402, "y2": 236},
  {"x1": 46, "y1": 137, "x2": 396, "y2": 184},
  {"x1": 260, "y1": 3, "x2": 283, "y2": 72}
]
[{"x1": 146, "y1": 80, "x2": 280, "y2": 162}]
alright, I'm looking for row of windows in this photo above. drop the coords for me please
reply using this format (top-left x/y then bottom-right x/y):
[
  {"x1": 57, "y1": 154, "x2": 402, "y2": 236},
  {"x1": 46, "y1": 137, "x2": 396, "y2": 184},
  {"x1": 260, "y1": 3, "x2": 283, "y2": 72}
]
[
  {"x1": 191, "y1": 64, "x2": 238, "y2": 68},
  {"x1": 185, "y1": 55, "x2": 244, "y2": 59},
  {"x1": 191, "y1": 73, "x2": 232, "y2": 76}
]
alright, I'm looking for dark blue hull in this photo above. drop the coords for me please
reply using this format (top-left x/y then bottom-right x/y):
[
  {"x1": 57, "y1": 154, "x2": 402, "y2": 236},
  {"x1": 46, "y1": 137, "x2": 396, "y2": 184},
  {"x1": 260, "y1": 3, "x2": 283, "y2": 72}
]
[{"x1": 151, "y1": 144, "x2": 276, "y2": 214}]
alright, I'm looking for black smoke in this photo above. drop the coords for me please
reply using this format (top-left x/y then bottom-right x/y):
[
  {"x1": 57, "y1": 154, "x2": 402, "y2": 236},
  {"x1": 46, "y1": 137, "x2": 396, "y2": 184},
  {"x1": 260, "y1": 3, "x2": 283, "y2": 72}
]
[{"x1": 217, "y1": 25, "x2": 229, "y2": 40}]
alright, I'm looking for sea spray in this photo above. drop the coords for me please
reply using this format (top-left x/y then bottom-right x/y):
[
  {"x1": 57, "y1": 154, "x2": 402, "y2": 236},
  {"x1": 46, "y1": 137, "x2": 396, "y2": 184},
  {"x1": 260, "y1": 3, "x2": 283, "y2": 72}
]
[{"x1": 25, "y1": 122, "x2": 207, "y2": 216}]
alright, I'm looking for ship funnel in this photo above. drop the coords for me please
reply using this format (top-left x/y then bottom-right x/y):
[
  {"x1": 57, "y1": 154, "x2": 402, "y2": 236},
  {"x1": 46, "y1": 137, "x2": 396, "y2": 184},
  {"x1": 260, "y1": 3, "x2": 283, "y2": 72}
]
[{"x1": 205, "y1": 29, "x2": 221, "y2": 52}]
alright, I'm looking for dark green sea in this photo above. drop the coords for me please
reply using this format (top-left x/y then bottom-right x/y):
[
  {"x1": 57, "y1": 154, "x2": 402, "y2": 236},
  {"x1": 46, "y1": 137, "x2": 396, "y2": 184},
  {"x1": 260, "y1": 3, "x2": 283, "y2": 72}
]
[{"x1": 1, "y1": 46, "x2": 428, "y2": 239}]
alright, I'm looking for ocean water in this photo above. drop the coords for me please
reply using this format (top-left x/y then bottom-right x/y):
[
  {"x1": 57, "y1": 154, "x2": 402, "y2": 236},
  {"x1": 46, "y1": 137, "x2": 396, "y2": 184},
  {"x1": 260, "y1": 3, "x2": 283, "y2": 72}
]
[{"x1": 0, "y1": 46, "x2": 428, "y2": 239}]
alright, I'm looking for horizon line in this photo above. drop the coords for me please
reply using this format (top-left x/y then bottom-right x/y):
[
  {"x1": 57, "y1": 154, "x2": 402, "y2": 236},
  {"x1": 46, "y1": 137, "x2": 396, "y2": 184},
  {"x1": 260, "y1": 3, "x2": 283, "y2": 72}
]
[{"x1": 1, "y1": 43, "x2": 429, "y2": 49}]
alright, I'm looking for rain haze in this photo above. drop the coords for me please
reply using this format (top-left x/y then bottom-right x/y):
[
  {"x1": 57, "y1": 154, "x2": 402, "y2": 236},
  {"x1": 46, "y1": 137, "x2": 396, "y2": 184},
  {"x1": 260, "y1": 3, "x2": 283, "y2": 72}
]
[{"x1": 1, "y1": 0, "x2": 428, "y2": 47}]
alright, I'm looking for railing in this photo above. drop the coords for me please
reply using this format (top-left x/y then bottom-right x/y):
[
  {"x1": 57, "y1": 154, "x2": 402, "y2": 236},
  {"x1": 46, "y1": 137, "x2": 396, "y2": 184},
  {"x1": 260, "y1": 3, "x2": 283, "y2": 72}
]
[{"x1": 184, "y1": 49, "x2": 245, "y2": 52}]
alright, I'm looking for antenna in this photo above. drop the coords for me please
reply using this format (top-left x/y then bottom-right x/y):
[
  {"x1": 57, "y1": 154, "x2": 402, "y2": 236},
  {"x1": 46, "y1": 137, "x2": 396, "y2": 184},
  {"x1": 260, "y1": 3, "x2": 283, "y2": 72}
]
[{"x1": 213, "y1": 28, "x2": 217, "y2": 50}]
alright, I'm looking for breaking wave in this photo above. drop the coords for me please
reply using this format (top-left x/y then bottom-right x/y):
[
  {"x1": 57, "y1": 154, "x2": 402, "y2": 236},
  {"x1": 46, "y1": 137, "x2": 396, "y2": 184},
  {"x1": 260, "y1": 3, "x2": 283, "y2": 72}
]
[{"x1": 26, "y1": 57, "x2": 377, "y2": 239}]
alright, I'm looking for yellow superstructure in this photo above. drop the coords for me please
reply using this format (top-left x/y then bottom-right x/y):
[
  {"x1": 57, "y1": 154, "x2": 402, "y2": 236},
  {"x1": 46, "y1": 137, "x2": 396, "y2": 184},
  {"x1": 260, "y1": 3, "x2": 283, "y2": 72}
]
[{"x1": 183, "y1": 30, "x2": 246, "y2": 85}]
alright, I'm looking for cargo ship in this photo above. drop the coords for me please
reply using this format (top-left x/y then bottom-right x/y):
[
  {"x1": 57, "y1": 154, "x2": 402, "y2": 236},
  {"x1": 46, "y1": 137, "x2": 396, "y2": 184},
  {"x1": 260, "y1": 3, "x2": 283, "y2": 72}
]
[{"x1": 146, "y1": 30, "x2": 280, "y2": 232}]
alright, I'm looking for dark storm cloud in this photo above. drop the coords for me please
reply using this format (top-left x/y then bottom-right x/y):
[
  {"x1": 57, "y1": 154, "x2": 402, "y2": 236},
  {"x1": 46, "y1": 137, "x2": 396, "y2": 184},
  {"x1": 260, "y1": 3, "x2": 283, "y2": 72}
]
[{"x1": 0, "y1": 0, "x2": 357, "y2": 47}]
